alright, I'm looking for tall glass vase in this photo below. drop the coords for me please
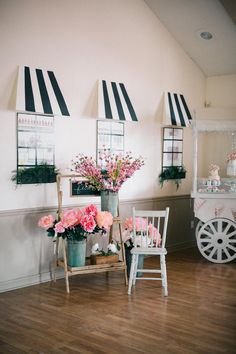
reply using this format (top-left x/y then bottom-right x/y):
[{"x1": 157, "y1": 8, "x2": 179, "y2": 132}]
[
  {"x1": 100, "y1": 190, "x2": 118, "y2": 217},
  {"x1": 67, "y1": 238, "x2": 86, "y2": 267}
]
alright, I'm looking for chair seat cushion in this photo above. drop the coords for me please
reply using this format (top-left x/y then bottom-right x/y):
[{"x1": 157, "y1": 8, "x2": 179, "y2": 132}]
[{"x1": 131, "y1": 247, "x2": 167, "y2": 255}]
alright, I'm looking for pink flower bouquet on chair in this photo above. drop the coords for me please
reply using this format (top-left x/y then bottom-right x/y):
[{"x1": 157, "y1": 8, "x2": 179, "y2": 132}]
[{"x1": 122, "y1": 216, "x2": 161, "y2": 248}]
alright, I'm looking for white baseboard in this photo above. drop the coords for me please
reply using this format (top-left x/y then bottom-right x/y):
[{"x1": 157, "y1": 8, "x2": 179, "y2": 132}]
[{"x1": 0, "y1": 269, "x2": 64, "y2": 293}]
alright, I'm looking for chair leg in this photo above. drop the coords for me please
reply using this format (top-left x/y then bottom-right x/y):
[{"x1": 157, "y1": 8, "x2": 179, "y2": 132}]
[
  {"x1": 161, "y1": 255, "x2": 168, "y2": 297},
  {"x1": 160, "y1": 257, "x2": 164, "y2": 288},
  {"x1": 133, "y1": 254, "x2": 139, "y2": 285},
  {"x1": 128, "y1": 254, "x2": 136, "y2": 295}
]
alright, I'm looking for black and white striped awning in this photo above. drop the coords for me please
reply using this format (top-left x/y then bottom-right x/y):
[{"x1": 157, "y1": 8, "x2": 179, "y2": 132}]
[
  {"x1": 98, "y1": 80, "x2": 138, "y2": 122},
  {"x1": 163, "y1": 92, "x2": 192, "y2": 127},
  {"x1": 16, "y1": 66, "x2": 70, "y2": 116}
]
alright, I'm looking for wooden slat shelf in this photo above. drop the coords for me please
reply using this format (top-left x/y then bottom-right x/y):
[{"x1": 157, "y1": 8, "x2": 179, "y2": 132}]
[
  {"x1": 54, "y1": 173, "x2": 128, "y2": 293},
  {"x1": 57, "y1": 259, "x2": 126, "y2": 275}
]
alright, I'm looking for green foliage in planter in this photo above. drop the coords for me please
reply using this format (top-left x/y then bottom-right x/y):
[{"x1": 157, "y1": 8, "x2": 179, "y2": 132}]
[
  {"x1": 11, "y1": 163, "x2": 59, "y2": 185},
  {"x1": 159, "y1": 166, "x2": 186, "y2": 190}
]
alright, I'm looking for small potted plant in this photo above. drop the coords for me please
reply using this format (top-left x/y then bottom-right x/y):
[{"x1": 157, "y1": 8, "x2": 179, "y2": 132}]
[
  {"x1": 158, "y1": 165, "x2": 186, "y2": 190},
  {"x1": 90, "y1": 242, "x2": 119, "y2": 265},
  {"x1": 11, "y1": 162, "x2": 59, "y2": 185}
]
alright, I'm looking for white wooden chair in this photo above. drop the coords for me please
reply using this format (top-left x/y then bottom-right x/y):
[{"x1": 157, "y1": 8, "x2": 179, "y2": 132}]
[{"x1": 128, "y1": 207, "x2": 170, "y2": 296}]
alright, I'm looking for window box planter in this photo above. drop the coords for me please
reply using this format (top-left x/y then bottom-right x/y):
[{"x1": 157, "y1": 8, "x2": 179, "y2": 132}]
[
  {"x1": 11, "y1": 163, "x2": 58, "y2": 185},
  {"x1": 159, "y1": 166, "x2": 186, "y2": 189}
]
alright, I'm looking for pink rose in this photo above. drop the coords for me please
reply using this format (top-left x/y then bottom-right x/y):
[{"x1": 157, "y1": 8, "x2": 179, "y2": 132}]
[
  {"x1": 85, "y1": 204, "x2": 98, "y2": 217},
  {"x1": 38, "y1": 215, "x2": 55, "y2": 229},
  {"x1": 95, "y1": 211, "x2": 113, "y2": 230},
  {"x1": 123, "y1": 217, "x2": 133, "y2": 231},
  {"x1": 54, "y1": 222, "x2": 65, "y2": 234},
  {"x1": 61, "y1": 208, "x2": 82, "y2": 228},
  {"x1": 80, "y1": 214, "x2": 96, "y2": 232}
]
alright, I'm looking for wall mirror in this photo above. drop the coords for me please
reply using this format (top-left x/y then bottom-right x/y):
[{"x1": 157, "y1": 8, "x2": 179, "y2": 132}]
[
  {"x1": 162, "y1": 127, "x2": 183, "y2": 169},
  {"x1": 96, "y1": 120, "x2": 124, "y2": 162},
  {"x1": 16, "y1": 113, "x2": 55, "y2": 184}
]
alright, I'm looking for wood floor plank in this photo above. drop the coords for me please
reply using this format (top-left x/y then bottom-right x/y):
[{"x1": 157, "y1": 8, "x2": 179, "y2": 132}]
[{"x1": 0, "y1": 248, "x2": 235, "y2": 354}]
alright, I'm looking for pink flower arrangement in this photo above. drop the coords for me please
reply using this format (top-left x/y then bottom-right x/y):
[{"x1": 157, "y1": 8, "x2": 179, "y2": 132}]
[
  {"x1": 71, "y1": 150, "x2": 144, "y2": 192},
  {"x1": 123, "y1": 217, "x2": 162, "y2": 247},
  {"x1": 227, "y1": 152, "x2": 236, "y2": 161},
  {"x1": 38, "y1": 204, "x2": 113, "y2": 241},
  {"x1": 123, "y1": 217, "x2": 147, "y2": 232}
]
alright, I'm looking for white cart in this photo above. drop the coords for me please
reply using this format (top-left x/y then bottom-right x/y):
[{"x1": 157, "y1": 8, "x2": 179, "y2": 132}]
[{"x1": 191, "y1": 119, "x2": 236, "y2": 263}]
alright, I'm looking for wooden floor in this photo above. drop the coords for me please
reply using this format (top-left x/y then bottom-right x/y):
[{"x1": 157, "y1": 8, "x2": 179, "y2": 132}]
[{"x1": 0, "y1": 248, "x2": 236, "y2": 354}]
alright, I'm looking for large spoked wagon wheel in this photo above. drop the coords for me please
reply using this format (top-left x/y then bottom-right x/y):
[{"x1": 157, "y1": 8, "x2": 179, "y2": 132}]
[
  {"x1": 195, "y1": 219, "x2": 204, "y2": 239},
  {"x1": 196, "y1": 218, "x2": 236, "y2": 263}
]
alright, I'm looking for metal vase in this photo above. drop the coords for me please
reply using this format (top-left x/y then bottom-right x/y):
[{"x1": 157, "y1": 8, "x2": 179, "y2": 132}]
[
  {"x1": 100, "y1": 190, "x2": 118, "y2": 217},
  {"x1": 67, "y1": 238, "x2": 86, "y2": 267}
]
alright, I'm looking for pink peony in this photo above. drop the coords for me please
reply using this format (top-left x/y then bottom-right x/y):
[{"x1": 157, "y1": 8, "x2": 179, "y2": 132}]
[
  {"x1": 95, "y1": 211, "x2": 113, "y2": 230},
  {"x1": 38, "y1": 215, "x2": 55, "y2": 229},
  {"x1": 85, "y1": 204, "x2": 98, "y2": 217},
  {"x1": 135, "y1": 217, "x2": 147, "y2": 232},
  {"x1": 61, "y1": 208, "x2": 82, "y2": 228},
  {"x1": 148, "y1": 223, "x2": 157, "y2": 237},
  {"x1": 54, "y1": 221, "x2": 65, "y2": 234},
  {"x1": 123, "y1": 217, "x2": 147, "y2": 232},
  {"x1": 80, "y1": 214, "x2": 96, "y2": 232},
  {"x1": 148, "y1": 223, "x2": 162, "y2": 246}
]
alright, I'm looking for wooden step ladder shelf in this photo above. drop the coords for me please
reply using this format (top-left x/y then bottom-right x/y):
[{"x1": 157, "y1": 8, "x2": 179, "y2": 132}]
[{"x1": 54, "y1": 173, "x2": 127, "y2": 293}]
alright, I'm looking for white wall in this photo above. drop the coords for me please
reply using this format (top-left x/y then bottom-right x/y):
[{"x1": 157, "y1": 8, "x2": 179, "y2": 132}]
[
  {"x1": 206, "y1": 74, "x2": 236, "y2": 108},
  {"x1": 0, "y1": 0, "x2": 206, "y2": 212},
  {"x1": 0, "y1": 0, "x2": 206, "y2": 292}
]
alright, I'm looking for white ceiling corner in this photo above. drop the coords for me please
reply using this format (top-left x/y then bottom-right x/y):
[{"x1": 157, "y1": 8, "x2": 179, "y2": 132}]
[{"x1": 144, "y1": 0, "x2": 236, "y2": 77}]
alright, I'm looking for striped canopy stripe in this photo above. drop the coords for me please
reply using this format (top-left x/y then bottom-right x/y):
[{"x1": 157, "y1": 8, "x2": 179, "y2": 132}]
[
  {"x1": 16, "y1": 66, "x2": 70, "y2": 116},
  {"x1": 98, "y1": 80, "x2": 138, "y2": 122},
  {"x1": 164, "y1": 92, "x2": 192, "y2": 127}
]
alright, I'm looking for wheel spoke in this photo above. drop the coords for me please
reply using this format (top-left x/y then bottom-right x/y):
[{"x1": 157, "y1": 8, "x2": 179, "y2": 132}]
[
  {"x1": 209, "y1": 247, "x2": 217, "y2": 258},
  {"x1": 209, "y1": 223, "x2": 217, "y2": 234},
  {"x1": 201, "y1": 230, "x2": 213, "y2": 238},
  {"x1": 202, "y1": 244, "x2": 213, "y2": 252},
  {"x1": 199, "y1": 238, "x2": 211, "y2": 243},
  {"x1": 227, "y1": 244, "x2": 236, "y2": 252},
  {"x1": 217, "y1": 220, "x2": 223, "y2": 233},
  {"x1": 228, "y1": 230, "x2": 236, "y2": 238},
  {"x1": 223, "y1": 247, "x2": 231, "y2": 260},
  {"x1": 217, "y1": 248, "x2": 222, "y2": 262},
  {"x1": 228, "y1": 239, "x2": 236, "y2": 243},
  {"x1": 223, "y1": 222, "x2": 232, "y2": 235}
]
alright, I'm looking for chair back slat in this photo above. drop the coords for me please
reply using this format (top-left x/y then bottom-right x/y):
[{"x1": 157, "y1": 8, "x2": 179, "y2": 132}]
[{"x1": 132, "y1": 207, "x2": 169, "y2": 249}]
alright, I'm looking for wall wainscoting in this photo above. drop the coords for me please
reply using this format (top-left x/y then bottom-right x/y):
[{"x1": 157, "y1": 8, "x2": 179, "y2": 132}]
[{"x1": 0, "y1": 195, "x2": 195, "y2": 293}]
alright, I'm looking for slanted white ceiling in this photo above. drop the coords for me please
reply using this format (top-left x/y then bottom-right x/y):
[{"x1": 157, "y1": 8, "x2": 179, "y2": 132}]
[{"x1": 144, "y1": 0, "x2": 236, "y2": 77}]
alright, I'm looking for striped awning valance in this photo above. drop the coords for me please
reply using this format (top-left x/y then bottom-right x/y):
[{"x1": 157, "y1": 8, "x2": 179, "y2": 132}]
[
  {"x1": 163, "y1": 92, "x2": 192, "y2": 127},
  {"x1": 16, "y1": 66, "x2": 70, "y2": 116},
  {"x1": 98, "y1": 80, "x2": 138, "y2": 122}
]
